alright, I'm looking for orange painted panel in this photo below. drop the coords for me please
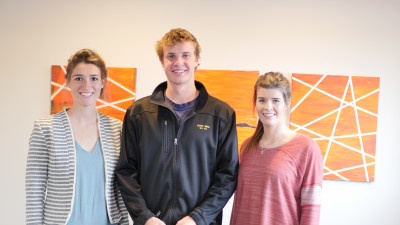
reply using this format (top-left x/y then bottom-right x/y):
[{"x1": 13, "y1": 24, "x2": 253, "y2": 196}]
[
  {"x1": 291, "y1": 86, "x2": 342, "y2": 129},
  {"x1": 356, "y1": 92, "x2": 379, "y2": 114},
  {"x1": 317, "y1": 75, "x2": 349, "y2": 99},
  {"x1": 290, "y1": 73, "x2": 380, "y2": 182},
  {"x1": 195, "y1": 70, "x2": 259, "y2": 152},
  {"x1": 325, "y1": 143, "x2": 365, "y2": 171},
  {"x1": 51, "y1": 65, "x2": 136, "y2": 121},
  {"x1": 334, "y1": 107, "x2": 360, "y2": 136},
  {"x1": 315, "y1": 140, "x2": 329, "y2": 159},
  {"x1": 291, "y1": 81, "x2": 312, "y2": 109},
  {"x1": 340, "y1": 167, "x2": 368, "y2": 182}
]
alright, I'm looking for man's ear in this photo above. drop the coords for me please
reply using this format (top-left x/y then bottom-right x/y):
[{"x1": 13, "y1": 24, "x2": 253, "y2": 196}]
[{"x1": 195, "y1": 57, "x2": 201, "y2": 68}]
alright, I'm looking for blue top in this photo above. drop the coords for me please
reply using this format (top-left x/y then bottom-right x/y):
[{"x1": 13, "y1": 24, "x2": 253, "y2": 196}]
[
  {"x1": 66, "y1": 139, "x2": 116, "y2": 225},
  {"x1": 166, "y1": 95, "x2": 199, "y2": 125}
]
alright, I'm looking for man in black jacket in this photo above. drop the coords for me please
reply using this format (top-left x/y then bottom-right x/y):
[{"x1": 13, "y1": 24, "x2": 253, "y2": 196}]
[{"x1": 116, "y1": 28, "x2": 239, "y2": 225}]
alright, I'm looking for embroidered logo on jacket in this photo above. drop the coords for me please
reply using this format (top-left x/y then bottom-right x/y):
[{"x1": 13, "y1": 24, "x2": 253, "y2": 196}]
[{"x1": 197, "y1": 124, "x2": 211, "y2": 130}]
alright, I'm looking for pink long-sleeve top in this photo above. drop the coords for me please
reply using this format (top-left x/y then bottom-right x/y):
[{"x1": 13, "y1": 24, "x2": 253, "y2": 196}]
[{"x1": 230, "y1": 133, "x2": 323, "y2": 225}]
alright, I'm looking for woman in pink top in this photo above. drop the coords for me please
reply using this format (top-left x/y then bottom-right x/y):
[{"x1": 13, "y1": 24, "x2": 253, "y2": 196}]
[{"x1": 230, "y1": 72, "x2": 323, "y2": 225}]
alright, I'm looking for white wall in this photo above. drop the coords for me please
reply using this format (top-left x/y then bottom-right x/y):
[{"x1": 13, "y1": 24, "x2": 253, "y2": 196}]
[{"x1": 1, "y1": 0, "x2": 399, "y2": 224}]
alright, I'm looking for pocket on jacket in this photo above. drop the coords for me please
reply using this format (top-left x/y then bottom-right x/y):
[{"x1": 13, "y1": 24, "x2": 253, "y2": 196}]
[{"x1": 162, "y1": 120, "x2": 171, "y2": 153}]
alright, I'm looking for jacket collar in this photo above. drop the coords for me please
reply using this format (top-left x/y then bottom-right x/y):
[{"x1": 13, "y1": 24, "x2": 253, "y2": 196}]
[{"x1": 150, "y1": 81, "x2": 209, "y2": 112}]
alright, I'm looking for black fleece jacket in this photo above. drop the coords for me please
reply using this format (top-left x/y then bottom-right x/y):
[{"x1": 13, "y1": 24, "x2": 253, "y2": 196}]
[{"x1": 116, "y1": 81, "x2": 239, "y2": 225}]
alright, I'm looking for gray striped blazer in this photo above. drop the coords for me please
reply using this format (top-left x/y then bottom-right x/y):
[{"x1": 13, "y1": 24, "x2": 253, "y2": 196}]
[{"x1": 26, "y1": 108, "x2": 129, "y2": 225}]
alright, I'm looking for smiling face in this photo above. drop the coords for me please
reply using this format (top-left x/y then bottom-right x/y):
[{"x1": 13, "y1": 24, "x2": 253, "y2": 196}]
[
  {"x1": 255, "y1": 87, "x2": 290, "y2": 128},
  {"x1": 161, "y1": 41, "x2": 199, "y2": 87},
  {"x1": 67, "y1": 63, "x2": 104, "y2": 108}
]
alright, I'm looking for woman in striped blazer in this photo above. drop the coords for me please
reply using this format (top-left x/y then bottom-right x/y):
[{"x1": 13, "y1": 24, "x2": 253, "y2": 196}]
[{"x1": 26, "y1": 49, "x2": 129, "y2": 225}]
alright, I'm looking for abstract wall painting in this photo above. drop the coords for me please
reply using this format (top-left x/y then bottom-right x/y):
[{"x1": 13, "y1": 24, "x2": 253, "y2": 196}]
[
  {"x1": 290, "y1": 73, "x2": 380, "y2": 182},
  {"x1": 195, "y1": 69, "x2": 259, "y2": 152},
  {"x1": 51, "y1": 66, "x2": 380, "y2": 182},
  {"x1": 51, "y1": 65, "x2": 136, "y2": 121}
]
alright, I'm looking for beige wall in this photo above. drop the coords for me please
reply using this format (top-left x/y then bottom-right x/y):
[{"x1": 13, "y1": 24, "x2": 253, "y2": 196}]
[{"x1": 1, "y1": 0, "x2": 399, "y2": 224}]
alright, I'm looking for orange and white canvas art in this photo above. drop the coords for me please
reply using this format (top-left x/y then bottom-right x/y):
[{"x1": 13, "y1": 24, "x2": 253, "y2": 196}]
[
  {"x1": 51, "y1": 65, "x2": 136, "y2": 121},
  {"x1": 290, "y1": 73, "x2": 380, "y2": 182},
  {"x1": 195, "y1": 69, "x2": 259, "y2": 152}
]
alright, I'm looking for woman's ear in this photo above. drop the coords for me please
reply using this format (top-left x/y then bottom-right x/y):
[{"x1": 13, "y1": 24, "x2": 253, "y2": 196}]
[
  {"x1": 285, "y1": 99, "x2": 291, "y2": 112},
  {"x1": 101, "y1": 79, "x2": 106, "y2": 89}
]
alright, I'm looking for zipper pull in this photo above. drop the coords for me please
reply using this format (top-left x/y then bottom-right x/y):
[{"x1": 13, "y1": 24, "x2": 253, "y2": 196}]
[
  {"x1": 164, "y1": 120, "x2": 167, "y2": 126},
  {"x1": 174, "y1": 138, "x2": 177, "y2": 146}
]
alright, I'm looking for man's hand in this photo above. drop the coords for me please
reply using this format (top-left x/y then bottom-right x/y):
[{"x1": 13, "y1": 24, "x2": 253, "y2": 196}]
[
  {"x1": 176, "y1": 216, "x2": 197, "y2": 225},
  {"x1": 145, "y1": 217, "x2": 166, "y2": 225}
]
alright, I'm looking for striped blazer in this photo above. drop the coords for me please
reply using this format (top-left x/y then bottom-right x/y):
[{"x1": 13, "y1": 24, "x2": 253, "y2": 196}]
[{"x1": 26, "y1": 108, "x2": 129, "y2": 225}]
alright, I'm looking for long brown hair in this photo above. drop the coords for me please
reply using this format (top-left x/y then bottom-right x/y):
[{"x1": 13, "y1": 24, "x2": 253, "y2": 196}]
[{"x1": 241, "y1": 72, "x2": 291, "y2": 156}]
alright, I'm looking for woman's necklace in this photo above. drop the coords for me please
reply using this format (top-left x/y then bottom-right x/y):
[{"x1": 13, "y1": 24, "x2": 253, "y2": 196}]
[{"x1": 260, "y1": 134, "x2": 285, "y2": 155}]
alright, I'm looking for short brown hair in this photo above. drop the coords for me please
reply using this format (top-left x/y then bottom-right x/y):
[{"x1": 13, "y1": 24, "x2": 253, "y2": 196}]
[
  {"x1": 65, "y1": 49, "x2": 107, "y2": 95},
  {"x1": 155, "y1": 28, "x2": 201, "y2": 62}
]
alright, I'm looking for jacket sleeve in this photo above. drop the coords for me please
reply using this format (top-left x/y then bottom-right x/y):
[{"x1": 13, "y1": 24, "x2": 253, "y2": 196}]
[
  {"x1": 300, "y1": 140, "x2": 323, "y2": 225},
  {"x1": 25, "y1": 121, "x2": 49, "y2": 224},
  {"x1": 115, "y1": 108, "x2": 155, "y2": 225},
  {"x1": 189, "y1": 110, "x2": 239, "y2": 225}
]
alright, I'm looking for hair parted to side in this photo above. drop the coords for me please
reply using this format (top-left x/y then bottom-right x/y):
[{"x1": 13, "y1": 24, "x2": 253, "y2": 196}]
[
  {"x1": 241, "y1": 72, "x2": 292, "y2": 156},
  {"x1": 155, "y1": 28, "x2": 201, "y2": 62},
  {"x1": 65, "y1": 48, "x2": 108, "y2": 96}
]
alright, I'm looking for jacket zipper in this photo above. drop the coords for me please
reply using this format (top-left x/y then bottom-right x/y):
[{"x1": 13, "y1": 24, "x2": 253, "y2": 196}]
[
  {"x1": 171, "y1": 136, "x2": 178, "y2": 222},
  {"x1": 170, "y1": 113, "x2": 194, "y2": 222},
  {"x1": 164, "y1": 108, "x2": 196, "y2": 223}
]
